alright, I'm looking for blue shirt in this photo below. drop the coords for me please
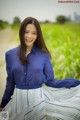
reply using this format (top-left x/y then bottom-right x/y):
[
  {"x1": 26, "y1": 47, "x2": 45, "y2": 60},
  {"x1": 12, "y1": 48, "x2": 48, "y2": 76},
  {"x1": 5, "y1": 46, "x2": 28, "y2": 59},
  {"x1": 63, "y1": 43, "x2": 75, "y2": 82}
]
[{"x1": 0, "y1": 45, "x2": 80, "y2": 108}]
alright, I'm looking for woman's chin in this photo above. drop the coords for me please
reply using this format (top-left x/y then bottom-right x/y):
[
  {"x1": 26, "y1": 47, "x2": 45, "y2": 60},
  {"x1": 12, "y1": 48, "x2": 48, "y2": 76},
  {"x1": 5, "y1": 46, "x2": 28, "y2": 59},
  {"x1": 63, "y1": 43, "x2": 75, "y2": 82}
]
[{"x1": 25, "y1": 43, "x2": 34, "y2": 47}]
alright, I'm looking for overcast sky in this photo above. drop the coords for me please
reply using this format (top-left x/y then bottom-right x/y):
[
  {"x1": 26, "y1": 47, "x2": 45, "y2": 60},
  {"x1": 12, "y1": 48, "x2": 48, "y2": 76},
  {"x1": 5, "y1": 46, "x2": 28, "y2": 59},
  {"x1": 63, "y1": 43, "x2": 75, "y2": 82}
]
[{"x1": 0, "y1": 0, "x2": 80, "y2": 23}]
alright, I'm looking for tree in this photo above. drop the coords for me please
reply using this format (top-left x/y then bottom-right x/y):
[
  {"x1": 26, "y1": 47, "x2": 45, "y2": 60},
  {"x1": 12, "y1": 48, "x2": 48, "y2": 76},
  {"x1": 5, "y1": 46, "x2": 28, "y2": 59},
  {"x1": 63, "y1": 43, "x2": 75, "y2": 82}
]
[
  {"x1": 0, "y1": 19, "x2": 9, "y2": 30},
  {"x1": 56, "y1": 15, "x2": 67, "y2": 24},
  {"x1": 13, "y1": 16, "x2": 21, "y2": 24},
  {"x1": 0, "y1": 20, "x2": 3, "y2": 29}
]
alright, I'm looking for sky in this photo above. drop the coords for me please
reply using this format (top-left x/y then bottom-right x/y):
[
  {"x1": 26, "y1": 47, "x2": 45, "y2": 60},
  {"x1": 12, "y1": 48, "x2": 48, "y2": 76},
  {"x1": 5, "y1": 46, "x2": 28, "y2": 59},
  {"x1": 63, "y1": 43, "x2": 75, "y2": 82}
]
[{"x1": 0, "y1": 0, "x2": 80, "y2": 23}]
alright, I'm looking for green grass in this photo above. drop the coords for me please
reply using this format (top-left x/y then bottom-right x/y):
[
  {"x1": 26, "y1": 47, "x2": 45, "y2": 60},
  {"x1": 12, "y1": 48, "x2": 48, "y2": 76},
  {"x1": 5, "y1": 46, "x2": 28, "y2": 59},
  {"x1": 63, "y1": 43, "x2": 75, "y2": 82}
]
[
  {"x1": 0, "y1": 23, "x2": 9, "y2": 30},
  {"x1": 41, "y1": 23, "x2": 80, "y2": 80},
  {"x1": 12, "y1": 22, "x2": 80, "y2": 80}
]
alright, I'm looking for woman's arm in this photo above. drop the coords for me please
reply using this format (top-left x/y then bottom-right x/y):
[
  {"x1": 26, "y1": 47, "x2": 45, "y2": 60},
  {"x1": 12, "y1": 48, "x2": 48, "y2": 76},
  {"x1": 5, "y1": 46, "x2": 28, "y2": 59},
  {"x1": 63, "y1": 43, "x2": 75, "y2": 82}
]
[
  {"x1": 0, "y1": 52, "x2": 15, "y2": 108},
  {"x1": 43, "y1": 54, "x2": 80, "y2": 88}
]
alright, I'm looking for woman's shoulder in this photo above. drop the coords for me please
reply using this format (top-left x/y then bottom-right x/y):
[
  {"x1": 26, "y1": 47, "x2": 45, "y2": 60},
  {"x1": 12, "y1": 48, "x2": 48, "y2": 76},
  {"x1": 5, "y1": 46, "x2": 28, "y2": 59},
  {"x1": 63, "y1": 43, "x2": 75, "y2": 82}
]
[
  {"x1": 5, "y1": 46, "x2": 20, "y2": 56},
  {"x1": 35, "y1": 46, "x2": 49, "y2": 56}
]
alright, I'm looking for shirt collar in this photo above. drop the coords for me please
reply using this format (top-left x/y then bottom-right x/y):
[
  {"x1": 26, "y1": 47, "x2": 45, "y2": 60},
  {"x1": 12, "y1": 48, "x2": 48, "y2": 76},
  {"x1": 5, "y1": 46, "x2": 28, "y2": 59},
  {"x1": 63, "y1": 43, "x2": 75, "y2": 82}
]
[
  {"x1": 31, "y1": 45, "x2": 37, "y2": 54},
  {"x1": 17, "y1": 45, "x2": 37, "y2": 54}
]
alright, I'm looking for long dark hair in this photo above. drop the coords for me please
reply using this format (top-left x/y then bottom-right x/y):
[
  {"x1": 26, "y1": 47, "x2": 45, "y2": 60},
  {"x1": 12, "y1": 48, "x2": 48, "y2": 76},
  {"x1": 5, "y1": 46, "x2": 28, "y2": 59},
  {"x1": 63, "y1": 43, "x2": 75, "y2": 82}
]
[{"x1": 19, "y1": 17, "x2": 51, "y2": 64}]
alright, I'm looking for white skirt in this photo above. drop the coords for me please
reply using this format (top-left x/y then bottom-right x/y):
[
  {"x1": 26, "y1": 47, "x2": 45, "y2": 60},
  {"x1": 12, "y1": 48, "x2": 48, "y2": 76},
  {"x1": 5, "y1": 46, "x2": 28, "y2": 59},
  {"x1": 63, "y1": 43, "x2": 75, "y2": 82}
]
[
  {"x1": 43, "y1": 85, "x2": 80, "y2": 120},
  {"x1": 5, "y1": 87, "x2": 46, "y2": 120},
  {"x1": 4, "y1": 85, "x2": 80, "y2": 120}
]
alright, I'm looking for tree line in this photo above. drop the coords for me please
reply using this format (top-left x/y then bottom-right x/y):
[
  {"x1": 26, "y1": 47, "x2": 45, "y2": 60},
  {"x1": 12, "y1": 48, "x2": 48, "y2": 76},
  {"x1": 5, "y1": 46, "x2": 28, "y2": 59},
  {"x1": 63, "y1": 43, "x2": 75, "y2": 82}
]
[{"x1": 0, "y1": 15, "x2": 71, "y2": 30}]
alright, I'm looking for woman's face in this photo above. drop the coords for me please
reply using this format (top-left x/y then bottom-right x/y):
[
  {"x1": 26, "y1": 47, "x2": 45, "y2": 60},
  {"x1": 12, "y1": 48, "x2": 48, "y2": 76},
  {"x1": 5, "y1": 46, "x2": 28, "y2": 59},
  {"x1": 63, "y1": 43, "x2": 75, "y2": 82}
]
[{"x1": 24, "y1": 24, "x2": 37, "y2": 48}]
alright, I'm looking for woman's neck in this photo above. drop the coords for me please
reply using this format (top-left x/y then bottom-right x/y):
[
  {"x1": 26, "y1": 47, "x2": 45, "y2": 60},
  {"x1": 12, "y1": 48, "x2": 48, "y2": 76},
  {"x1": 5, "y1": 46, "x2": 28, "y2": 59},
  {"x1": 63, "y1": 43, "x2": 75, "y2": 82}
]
[{"x1": 26, "y1": 46, "x2": 33, "y2": 56}]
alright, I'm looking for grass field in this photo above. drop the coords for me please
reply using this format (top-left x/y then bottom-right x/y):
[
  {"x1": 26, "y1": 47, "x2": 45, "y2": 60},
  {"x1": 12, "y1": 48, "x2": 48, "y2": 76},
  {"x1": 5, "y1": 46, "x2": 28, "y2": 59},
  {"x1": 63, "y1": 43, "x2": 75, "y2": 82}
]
[
  {"x1": 41, "y1": 23, "x2": 80, "y2": 80},
  {"x1": 12, "y1": 22, "x2": 80, "y2": 80}
]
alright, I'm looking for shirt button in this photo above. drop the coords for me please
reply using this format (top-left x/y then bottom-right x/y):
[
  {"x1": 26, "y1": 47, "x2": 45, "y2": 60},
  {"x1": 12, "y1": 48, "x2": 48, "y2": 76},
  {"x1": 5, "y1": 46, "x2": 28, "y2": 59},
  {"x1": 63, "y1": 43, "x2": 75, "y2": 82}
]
[{"x1": 24, "y1": 73, "x2": 27, "y2": 75}]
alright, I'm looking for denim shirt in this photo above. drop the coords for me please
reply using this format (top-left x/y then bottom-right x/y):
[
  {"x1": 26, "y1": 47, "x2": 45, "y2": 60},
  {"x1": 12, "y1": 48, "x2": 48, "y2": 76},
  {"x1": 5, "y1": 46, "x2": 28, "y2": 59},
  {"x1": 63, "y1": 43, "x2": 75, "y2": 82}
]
[{"x1": 0, "y1": 45, "x2": 80, "y2": 108}]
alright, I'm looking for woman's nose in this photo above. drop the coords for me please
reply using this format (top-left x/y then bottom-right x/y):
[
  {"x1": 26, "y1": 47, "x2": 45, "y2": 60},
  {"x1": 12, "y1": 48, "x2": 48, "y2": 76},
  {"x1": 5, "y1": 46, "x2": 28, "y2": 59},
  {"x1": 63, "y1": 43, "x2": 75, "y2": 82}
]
[{"x1": 28, "y1": 33, "x2": 32, "y2": 38}]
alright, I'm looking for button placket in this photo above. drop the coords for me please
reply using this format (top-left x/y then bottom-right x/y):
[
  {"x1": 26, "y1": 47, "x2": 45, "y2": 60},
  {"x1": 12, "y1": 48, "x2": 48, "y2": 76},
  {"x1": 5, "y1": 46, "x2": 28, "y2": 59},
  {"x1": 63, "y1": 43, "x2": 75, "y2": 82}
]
[
  {"x1": 23, "y1": 64, "x2": 28, "y2": 84},
  {"x1": 23, "y1": 54, "x2": 31, "y2": 84}
]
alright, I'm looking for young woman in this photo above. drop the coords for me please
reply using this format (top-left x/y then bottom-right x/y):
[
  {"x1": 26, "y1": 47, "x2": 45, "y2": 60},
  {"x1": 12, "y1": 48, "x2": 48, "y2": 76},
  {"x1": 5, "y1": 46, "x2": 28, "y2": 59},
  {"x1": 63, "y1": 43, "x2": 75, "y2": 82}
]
[{"x1": 0, "y1": 17, "x2": 80, "y2": 120}]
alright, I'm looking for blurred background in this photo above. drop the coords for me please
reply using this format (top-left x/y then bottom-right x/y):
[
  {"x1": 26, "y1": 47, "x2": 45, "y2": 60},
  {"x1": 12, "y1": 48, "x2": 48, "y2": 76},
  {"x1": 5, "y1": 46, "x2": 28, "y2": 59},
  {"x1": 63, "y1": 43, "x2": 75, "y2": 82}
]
[{"x1": 0, "y1": 0, "x2": 80, "y2": 101}]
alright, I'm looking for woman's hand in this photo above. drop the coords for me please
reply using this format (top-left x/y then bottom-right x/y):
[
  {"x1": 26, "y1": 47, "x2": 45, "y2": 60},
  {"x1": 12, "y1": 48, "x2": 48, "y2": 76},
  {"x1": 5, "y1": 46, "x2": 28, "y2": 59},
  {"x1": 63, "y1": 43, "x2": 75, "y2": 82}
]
[{"x1": 0, "y1": 107, "x2": 2, "y2": 112}]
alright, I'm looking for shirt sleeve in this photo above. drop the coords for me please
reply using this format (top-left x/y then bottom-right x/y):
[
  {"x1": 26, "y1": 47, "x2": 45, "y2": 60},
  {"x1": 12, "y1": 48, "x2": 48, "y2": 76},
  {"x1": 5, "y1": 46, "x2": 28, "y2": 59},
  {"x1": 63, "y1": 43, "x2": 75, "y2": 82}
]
[
  {"x1": 44, "y1": 54, "x2": 80, "y2": 88},
  {"x1": 0, "y1": 53, "x2": 15, "y2": 108}
]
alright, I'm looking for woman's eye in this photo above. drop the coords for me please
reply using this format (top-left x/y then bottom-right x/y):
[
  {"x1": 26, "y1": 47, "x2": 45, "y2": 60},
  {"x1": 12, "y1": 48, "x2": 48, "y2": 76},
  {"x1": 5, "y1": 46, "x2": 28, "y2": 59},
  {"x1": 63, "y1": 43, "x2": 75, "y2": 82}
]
[
  {"x1": 33, "y1": 33, "x2": 36, "y2": 34},
  {"x1": 25, "y1": 31, "x2": 28, "y2": 33}
]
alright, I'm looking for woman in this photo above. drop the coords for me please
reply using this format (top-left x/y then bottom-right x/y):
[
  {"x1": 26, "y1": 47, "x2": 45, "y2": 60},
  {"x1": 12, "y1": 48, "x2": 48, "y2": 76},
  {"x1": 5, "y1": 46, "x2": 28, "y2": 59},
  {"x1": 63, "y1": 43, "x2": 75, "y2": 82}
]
[{"x1": 0, "y1": 17, "x2": 80, "y2": 120}]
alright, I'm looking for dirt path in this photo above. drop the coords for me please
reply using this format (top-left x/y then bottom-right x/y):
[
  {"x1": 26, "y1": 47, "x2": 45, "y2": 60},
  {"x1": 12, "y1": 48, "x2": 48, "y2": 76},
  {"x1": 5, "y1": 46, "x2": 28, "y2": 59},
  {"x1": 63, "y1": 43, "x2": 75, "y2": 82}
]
[{"x1": 0, "y1": 27, "x2": 18, "y2": 100}]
